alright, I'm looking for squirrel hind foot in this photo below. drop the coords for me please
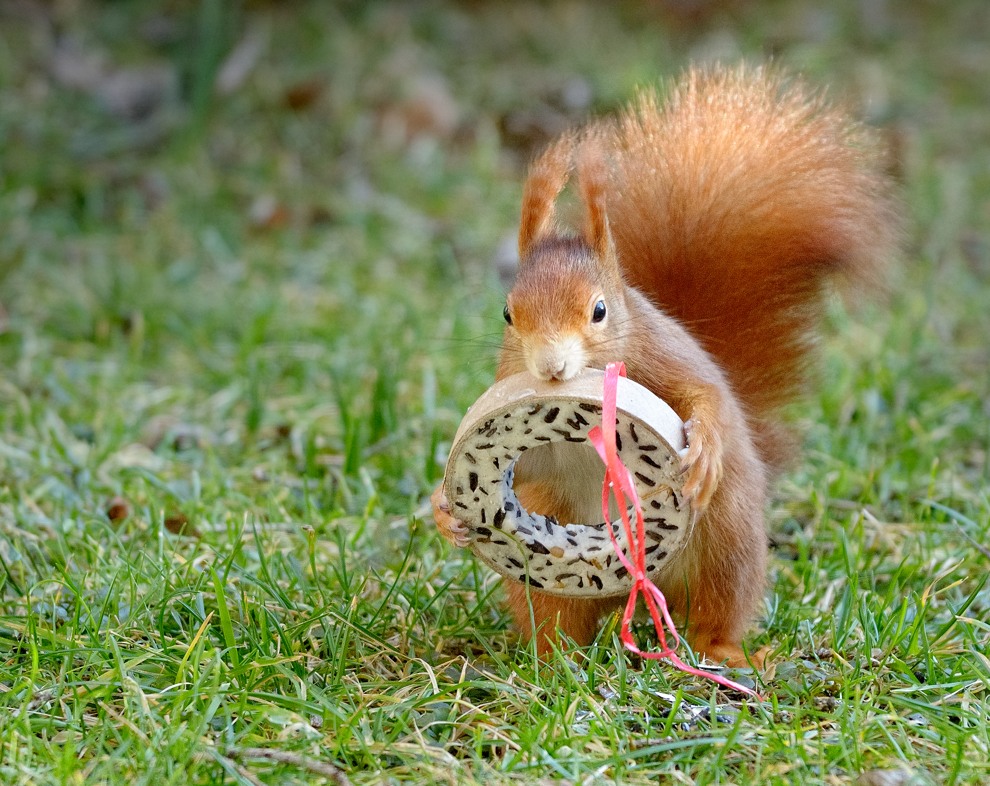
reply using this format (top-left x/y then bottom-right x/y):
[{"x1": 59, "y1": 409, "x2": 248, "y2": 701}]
[{"x1": 691, "y1": 638, "x2": 768, "y2": 670}]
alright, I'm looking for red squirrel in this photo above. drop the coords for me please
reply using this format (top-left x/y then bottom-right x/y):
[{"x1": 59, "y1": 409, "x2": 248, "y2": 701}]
[{"x1": 432, "y1": 65, "x2": 899, "y2": 667}]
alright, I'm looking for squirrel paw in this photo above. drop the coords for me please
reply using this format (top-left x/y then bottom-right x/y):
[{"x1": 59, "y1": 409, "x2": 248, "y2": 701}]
[
  {"x1": 680, "y1": 418, "x2": 724, "y2": 513},
  {"x1": 431, "y1": 484, "x2": 471, "y2": 548},
  {"x1": 697, "y1": 642, "x2": 769, "y2": 670}
]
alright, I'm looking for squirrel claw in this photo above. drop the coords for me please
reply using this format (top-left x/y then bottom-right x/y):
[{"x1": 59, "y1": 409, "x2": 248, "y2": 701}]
[
  {"x1": 680, "y1": 418, "x2": 723, "y2": 513},
  {"x1": 431, "y1": 484, "x2": 471, "y2": 548}
]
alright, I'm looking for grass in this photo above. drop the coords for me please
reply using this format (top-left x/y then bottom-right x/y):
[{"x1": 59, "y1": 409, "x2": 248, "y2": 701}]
[{"x1": 1, "y1": 0, "x2": 989, "y2": 783}]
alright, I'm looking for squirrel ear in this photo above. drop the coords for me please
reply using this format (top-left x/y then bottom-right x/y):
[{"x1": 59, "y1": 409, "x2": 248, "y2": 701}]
[
  {"x1": 577, "y1": 138, "x2": 616, "y2": 265},
  {"x1": 518, "y1": 135, "x2": 575, "y2": 261}
]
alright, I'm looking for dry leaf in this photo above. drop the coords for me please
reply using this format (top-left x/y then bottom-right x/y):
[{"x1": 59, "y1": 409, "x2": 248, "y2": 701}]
[
  {"x1": 248, "y1": 193, "x2": 290, "y2": 230},
  {"x1": 283, "y1": 78, "x2": 324, "y2": 111},
  {"x1": 105, "y1": 496, "x2": 131, "y2": 522},
  {"x1": 164, "y1": 513, "x2": 201, "y2": 538},
  {"x1": 378, "y1": 73, "x2": 460, "y2": 148},
  {"x1": 215, "y1": 24, "x2": 268, "y2": 97}
]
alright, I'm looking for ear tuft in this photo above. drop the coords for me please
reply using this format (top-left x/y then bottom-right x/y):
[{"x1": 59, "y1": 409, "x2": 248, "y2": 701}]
[
  {"x1": 518, "y1": 135, "x2": 576, "y2": 260},
  {"x1": 576, "y1": 136, "x2": 615, "y2": 263}
]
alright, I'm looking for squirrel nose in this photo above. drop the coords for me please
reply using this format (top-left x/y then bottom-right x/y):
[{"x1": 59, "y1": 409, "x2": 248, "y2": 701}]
[
  {"x1": 543, "y1": 359, "x2": 567, "y2": 381},
  {"x1": 527, "y1": 338, "x2": 584, "y2": 382},
  {"x1": 531, "y1": 352, "x2": 573, "y2": 382}
]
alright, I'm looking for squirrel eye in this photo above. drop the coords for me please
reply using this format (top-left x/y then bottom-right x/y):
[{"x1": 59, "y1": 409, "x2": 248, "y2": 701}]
[
  {"x1": 592, "y1": 299, "x2": 607, "y2": 323},
  {"x1": 503, "y1": 304, "x2": 512, "y2": 325}
]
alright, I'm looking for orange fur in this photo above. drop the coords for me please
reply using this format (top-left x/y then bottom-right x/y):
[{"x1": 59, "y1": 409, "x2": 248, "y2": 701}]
[
  {"x1": 433, "y1": 64, "x2": 899, "y2": 667},
  {"x1": 517, "y1": 134, "x2": 576, "y2": 260},
  {"x1": 606, "y1": 66, "x2": 900, "y2": 469}
]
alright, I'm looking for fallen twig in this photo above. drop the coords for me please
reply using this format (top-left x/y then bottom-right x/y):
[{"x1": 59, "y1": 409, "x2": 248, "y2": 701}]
[
  {"x1": 224, "y1": 747, "x2": 353, "y2": 786},
  {"x1": 923, "y1": 500, "x2": 990, "y2": 560}
]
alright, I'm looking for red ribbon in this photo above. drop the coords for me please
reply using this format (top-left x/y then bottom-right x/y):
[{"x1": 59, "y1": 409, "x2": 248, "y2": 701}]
[{"x1": 587, "y1": 362, "x2": 761, "y2": 699}]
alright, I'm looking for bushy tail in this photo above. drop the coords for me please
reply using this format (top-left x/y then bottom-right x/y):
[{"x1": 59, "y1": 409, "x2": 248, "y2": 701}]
[{"x1": 602, "y1": 65, "x2": 900, "y2": 465}]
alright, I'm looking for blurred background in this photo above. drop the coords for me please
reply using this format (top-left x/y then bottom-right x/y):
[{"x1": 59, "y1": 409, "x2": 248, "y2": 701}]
[
  {"x1": 0, "y1": 0, "x2": 987, "y2": 572},
  {"x1": 1, "y1": 0, "x2": 988, "y2": 564},
  {"x1": 2, "y1": 0, "x2": 987, "y2": 486},
  {"x1": 1, "y1": 2, "x2": 988, "y2": 782}
]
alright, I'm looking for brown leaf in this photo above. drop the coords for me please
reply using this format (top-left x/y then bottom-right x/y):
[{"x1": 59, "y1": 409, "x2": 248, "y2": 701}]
[
  {"x1": 378, "y1": 73, "x2": 460, "y2": 148},
  {"x1": 105, "y1": 496, "x2": 131, "y2": 522},
  {"x1": 248, "y1": 194, "x2": 290, "y2": 231},
  {"x1": 164, "y1": 513, "x2": 201, "y2": 538},
  {"x1": 283, "y1": 78, "x2": 324, "y2": 111}
]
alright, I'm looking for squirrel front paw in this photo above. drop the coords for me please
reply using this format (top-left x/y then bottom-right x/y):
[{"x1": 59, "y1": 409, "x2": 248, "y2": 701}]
[
  {"x1": 431, "y1": 484, "x2": 471, "y2": 548},
  {"x1": 680, "y1": 418, "x2": 724, "y2": 513}
]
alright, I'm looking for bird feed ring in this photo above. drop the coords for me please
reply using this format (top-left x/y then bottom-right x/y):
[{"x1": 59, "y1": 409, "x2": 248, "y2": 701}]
[{"x1": 443, "y1": 370, "x2": 692, "y2": 597}]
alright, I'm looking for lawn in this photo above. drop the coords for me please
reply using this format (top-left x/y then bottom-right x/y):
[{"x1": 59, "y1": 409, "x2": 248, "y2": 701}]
[{"x1": 0, "y1": 1, "x2": 988, "y2": 784}]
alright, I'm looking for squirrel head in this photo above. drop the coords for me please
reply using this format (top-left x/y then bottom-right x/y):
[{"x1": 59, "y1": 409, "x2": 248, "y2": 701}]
[{"x1": 502, "y1": 137, "x2": 629, "y2": 383}]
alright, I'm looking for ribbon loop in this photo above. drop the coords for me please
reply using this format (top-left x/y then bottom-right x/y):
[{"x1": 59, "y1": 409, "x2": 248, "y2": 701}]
[{"x1": 595, "y1": 362, "x2": 761, "y2": 699}]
